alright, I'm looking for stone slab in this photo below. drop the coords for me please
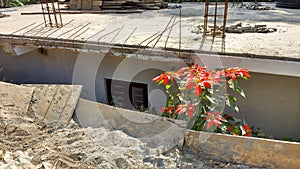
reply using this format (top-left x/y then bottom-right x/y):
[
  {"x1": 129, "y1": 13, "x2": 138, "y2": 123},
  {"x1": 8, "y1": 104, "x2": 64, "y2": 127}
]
[
  {"x1": 184, "y1": 130, "x2": 300, "y2": 168},
  {"x1": 0, "y1": 81, "x2": 34, "y2": 114},
  {"x1": 74, "y1": 98, "x2": 186, "y2": 150},
  {"x1": 22, "y1": 84, "x2": 82, "y2": 128}
]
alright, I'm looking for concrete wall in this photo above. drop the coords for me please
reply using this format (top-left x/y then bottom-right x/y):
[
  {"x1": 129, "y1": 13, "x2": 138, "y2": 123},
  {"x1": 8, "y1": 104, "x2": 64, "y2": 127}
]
[
  {"x1": 0, "y1": 45, "x2": 299, "y2": 139},
  {"x1": 235, "y1": 72, "x2": 300, "y2": 139},
  {"x1": 0, "y1": 45, "x2": 186, "y2": 115}
]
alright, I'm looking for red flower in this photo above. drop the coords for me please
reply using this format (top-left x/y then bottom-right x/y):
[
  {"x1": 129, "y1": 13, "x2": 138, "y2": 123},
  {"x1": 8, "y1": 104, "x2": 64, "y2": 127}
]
[
  {"x1": 175, "y1": 104, "x2": 195, "y2": 118},
  {"x1": 161, "y1": 106, "x2": 174, "y2": 113},
  {"x1": 224, "y1": 114, "x2": 231, "y2": 120},
  {"x1": 228, "y1": 125, "x2": 234, "y2": 131},
  {"x1": 153, "y1": 72, "x2": 176, "y2": 86},
  {"x1": 204, "y1": 111, "x2": 225, "y2": 129},
  {"x1": 202, "y1": 81, "x2": 211, "y2": 89},
  {"x1": 224, "y1": 67, "x2": 251, "y2": 80},
  {"x1": 195, "y1": 85, "x2": 202, "y2": 96},
  {"x1": 243, "y1": 124, "x2": 251, "y2": 132}
]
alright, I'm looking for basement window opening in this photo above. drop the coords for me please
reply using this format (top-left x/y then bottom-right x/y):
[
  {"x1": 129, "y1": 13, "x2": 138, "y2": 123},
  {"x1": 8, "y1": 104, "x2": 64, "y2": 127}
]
[{"x1": 105, "y1": 79, "x2": 148, "y2": 111}]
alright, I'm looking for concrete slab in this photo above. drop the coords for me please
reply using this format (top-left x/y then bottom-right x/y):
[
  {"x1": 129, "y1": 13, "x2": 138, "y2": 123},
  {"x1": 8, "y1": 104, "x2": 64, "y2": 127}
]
[
  {"x1": 0, "y1": 81, "x2": 34, "y2": 114},
  {"x1": 0, "y1": 2, "x2": 299, "y2": 60},
  {"x1": 22, "y1": 84, "x2": 82, "y2": 128},
  {"x1": 74, "y1": 98, "x2": 186, "y2": 150},
  {"x1": 184, "y1": 130, "x2": 300, "y2": 168}
]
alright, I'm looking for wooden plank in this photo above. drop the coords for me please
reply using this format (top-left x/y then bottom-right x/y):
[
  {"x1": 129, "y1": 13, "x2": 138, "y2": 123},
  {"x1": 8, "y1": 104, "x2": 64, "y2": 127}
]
[
  {"x1": 93, "y1": 1, "x2": 102, "y2": 6},
  {"x1": 21, "y1": 10, "x2": 144, "y2": 15}
]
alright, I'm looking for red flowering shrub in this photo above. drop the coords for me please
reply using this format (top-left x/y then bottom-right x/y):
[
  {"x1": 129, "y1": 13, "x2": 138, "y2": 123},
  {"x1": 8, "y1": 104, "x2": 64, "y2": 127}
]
[{"x1": 153, "y1": 64, "x2": 252, "y2": 136}]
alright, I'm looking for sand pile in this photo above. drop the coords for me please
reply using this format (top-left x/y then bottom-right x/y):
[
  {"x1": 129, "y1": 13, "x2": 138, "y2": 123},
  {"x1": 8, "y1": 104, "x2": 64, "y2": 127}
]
[{"x1": 0, "y1": 107, "x2": 262, "y2": 169}]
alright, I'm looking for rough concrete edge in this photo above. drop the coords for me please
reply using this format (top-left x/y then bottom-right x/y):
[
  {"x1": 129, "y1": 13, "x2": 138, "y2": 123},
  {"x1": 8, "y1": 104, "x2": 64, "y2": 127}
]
[
  {"x1": 21, "y1": 84, "x2": 83, "y2": 127},
  {"x1": 1, "y1": 35, "x2": 300, "y2": 63},
  {"x1": 0, "y1": 81, "x2": 35, "y2": 113},
  {"x1": 184, "y1": 130, "x2": 300, "y2": 168}
]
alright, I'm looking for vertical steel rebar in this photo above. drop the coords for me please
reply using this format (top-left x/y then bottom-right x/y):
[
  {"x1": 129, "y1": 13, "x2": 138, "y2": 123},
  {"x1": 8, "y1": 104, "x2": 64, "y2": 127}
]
[
  {"x1": 222, "y1": 0, "x2": 229, "y2": 38},
  {"x1": 45, "y1": 0, "x2": 53, "y2": 27},
  {"x1": 57, "y1": 0, "x2": 63, "y2": 27},
  {"x1": 40, "y1": 1, "x2": 47, "y2": 27},
  {"x1": 51, "y1": 0, "x2": 59, "y2": 28},
  {"x1": 213, "y1": 0, "x2": 218, "y2": 37},
  {"x1": 179, "y1": 8, "x2": 182, "y2": 55}
]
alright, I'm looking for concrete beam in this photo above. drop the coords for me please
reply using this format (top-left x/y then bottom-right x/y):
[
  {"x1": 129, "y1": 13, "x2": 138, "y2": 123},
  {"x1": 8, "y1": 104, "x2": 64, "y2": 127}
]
[{"x1": 184, "y1": 130, "x2": 300, "y2": 168}]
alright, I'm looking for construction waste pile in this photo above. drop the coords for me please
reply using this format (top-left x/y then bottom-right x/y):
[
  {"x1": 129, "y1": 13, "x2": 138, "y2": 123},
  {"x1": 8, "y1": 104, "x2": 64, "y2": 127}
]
[
  {"x1": 241, "y1": 2, "x2": 274, "y2": 10},
  {"x1": 0, "y1": 11, "x2": 9, "y2": 18},
  {"x1": 192, "y1": 22, "x2": 277, "y2": 35},
  {"x1": 68, "y1": 0, "x2": 168, "y2": 10}
]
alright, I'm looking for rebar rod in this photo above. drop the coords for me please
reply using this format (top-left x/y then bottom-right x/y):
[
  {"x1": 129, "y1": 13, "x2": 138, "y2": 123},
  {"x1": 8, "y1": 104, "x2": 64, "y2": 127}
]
[{"x1": 151, "y1": 16, "x2": 175, "y2": 49}]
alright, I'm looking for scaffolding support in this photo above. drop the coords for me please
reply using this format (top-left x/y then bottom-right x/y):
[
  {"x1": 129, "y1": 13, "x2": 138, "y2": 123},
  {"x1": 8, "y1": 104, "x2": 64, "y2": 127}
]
[
  {"x1": 40, "y1": 0, "x2": 63, "y2": 28},
  {"x1": 203, "y1": 0, "x2": 229, "y2": 38}
]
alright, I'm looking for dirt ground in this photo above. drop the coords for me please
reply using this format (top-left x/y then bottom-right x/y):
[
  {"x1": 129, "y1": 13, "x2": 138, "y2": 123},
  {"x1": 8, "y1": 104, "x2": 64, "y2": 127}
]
[
  {"x1": 0, "y1": 2, "x2": 299, "y2": 59},
  {"x1": 0, "y1": 106, "x2": 264, "y2": 168}
]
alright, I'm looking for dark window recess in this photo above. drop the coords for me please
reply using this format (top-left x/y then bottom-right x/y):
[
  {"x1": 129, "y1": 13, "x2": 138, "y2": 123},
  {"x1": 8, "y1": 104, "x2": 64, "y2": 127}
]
[{"x1": 106, "y1": 79, "x2": 148, "y2": 111}]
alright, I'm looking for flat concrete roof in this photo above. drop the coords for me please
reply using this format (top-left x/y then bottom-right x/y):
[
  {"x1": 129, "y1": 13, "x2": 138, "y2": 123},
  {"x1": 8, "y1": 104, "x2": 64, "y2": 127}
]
[{"x1": 0, "y1": 2, "x2": 300, "y2": 60}]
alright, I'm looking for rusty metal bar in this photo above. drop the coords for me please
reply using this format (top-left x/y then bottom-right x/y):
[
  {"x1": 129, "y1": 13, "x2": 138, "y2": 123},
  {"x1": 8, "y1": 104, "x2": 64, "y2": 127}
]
[
  {"x1": 40, "y1": 1, "x2": 47, "y2": 27},
  {"x1": 97, "y1": 28, "x2": 120, "y2": 43},
  {"x1": 204, "y1": 0, "x2": 209, "y2": 35},
  {"x1": 66, "y1": 22, "x2": 90, "y2": 39},
  {"x1": 164, "y1": 17, "x2": 176, "y2": 49},
  {"x1": 110, "y1": 25, "x2": 124, "y2": 43},
  {"x1": 10, "y1": 22, "x2": 37, "y2": 35},
  {"x1": 85, "y1": 28, "x2": 105, "y2": 51},
  {"x1": 179, "y1": 8, "x2": 182, "y2": 54},
  {"x1": 123, "y1": 27, "x2": 137, "y2": 44},
  {"x1": 72, "y1": 27, "x2": 90, "y2": 50},
  {"x1": 213, "y1": 0, "x2": 218, "y2": 37},
  {"x1": 222, "y1": 0, "x2": 229, "y2": 38},
  {"x1": 138, "y1": 31, "x2": 160, "y2": 46},
  {"x1": 152, "y1": 16, "x2": 175, "y2": 49},
  {"x1": 51, "y1": 0, "x2": 59, "y2": 28},
  {"x1": 57, "y1": 0, "x2": 63, "y2": 27},
  {"x1": 22, "y1": 22, "x2": 45, "y2": 36},
  {"x1": 45, "y1": 0, "x2": 53, "y2": 27},
  {"x1": 145, "y1": 20, "x2": 179, "y2": 48}
]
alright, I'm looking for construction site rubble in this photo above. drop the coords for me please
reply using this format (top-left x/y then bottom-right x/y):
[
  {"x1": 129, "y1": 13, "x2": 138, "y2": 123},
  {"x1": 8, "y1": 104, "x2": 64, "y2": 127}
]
[
  {"x1": 0, "y1": 82, "x2": 264, "y2": 168},
  {"x1": 0, "y1": 11, "x2": 9, "y2": 18},
  {"x1": 192, "y1": 22, "x2": 277, "y2": 35},
  {"x1": 241, "y1": 2, "x2": 274, "y2": 10},
  {"x1": 226, "y1": 22, "x2": 277, "y2": 33}
]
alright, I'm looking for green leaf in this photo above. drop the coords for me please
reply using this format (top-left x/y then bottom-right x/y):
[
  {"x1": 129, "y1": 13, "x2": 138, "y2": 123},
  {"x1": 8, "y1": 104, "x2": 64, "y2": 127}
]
[
  {"x1": 226, "y1": 95, "x2": 239, "y2": 112},
  {"x1": 158, "y1": 80, "x2": 164, "y2": 85},
  {"x1": 165, "y1": 84, "x2": 171, "y2": 90},
  {"x1": 228, "y1": 79, "x2": 246, "y2": 98}
]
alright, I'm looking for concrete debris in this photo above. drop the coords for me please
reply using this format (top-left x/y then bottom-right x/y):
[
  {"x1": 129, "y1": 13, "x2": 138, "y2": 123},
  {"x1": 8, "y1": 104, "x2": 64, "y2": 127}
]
[
  {"x1": 227, "y1": 22, "x2": 277, "y2": 33},
  {"x1": 241, "y1": 2, "x2": 274, "y2": 10},
  {"x1": 168, "y1": 4, "x2": 182, "y2": 9},
  {"x1": 191, "y1": 23, "x2": 277, "y2": 35},
  {"x1": 0, "y1": 12, "x2": 9, "y2": 18}
]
